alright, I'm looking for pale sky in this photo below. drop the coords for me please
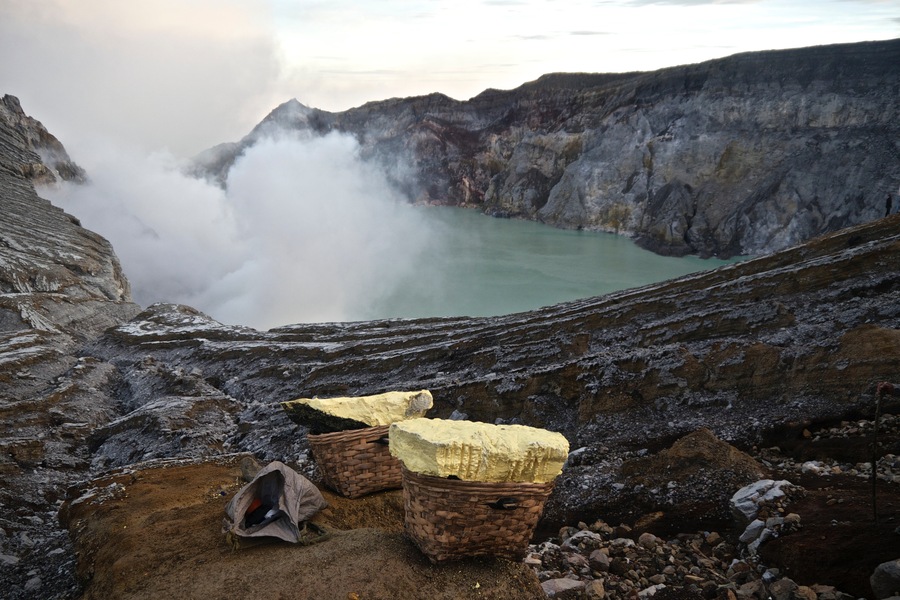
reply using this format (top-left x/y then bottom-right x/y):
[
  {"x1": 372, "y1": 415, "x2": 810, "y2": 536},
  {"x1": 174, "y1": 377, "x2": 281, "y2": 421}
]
[{"x1": 1, "y1": 0, "x2": 898, "y2": 157}]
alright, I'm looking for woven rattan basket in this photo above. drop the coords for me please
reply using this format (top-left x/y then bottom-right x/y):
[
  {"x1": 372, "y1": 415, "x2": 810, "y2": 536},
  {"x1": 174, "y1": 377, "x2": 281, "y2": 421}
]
[
  {"x1": 307, "y1": 425, "x2": 402, "y2": 498},
  {"x1": 401, "y1": 466, "x2": 555, "y2": 562}
]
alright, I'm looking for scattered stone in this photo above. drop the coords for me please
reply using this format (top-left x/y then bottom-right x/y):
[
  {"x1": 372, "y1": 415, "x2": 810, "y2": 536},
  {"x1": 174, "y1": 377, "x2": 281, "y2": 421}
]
[
  {"x1": 239, "y1": 455, "x2": 262, "y2": 482},
  {"x1": 524, "y1": 552, "x2": 543, "y2": 567},
  {"x1": 739, "y1": 519, "x2": 766, "y2": 543},
  {"x1": 871, "y1": 559, "x2": 900, "y2": 599},
  {"x1": 589, "y1": 549, "x2": 611, "y2": 572},
  {"x1": 795, "y1": 585, "x2": 817, "y2": 600},
  {"x1": 24, "y1": 576, "x2": 41, "y2": 593},
  {"x1": 768, "y1": 577, "x2": 798, "y2": 600},
  {"x1": 0, "y1": 554, "x2": 20, "y2": 566},
  {"x1": 525, "y1": 511, "x2": 867, "y2": 600},
  {"x1": 739, "y1": 579, "x2": 765, "y2": 598},
  {"x1": 565, "y1": 552, "x2": 590, "y2": 571},
  {"x1": 542, "y1": 577, "x2": 586, "y2": 598},
  {"x1": 585, "y1": 579, "x2": 606, "y2": 599}
]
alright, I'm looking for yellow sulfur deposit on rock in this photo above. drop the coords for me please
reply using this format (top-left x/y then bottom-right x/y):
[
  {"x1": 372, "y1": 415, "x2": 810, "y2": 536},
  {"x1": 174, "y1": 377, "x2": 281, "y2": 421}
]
[
  {"x1": 281, "y1": 390, "x2": 433, "y2": 434},
  {"x1": 389, "y1": 418, "x2": 569, "y2": 483}
]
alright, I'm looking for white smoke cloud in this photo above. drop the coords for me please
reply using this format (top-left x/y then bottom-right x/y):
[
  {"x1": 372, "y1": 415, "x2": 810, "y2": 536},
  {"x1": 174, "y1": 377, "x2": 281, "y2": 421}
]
[
  {"x1": 44, "y1": 131, "x2": 439, "y2": 330},
  {"x1": 0, "y1": 0, "x2": 283, "y2": 157}
]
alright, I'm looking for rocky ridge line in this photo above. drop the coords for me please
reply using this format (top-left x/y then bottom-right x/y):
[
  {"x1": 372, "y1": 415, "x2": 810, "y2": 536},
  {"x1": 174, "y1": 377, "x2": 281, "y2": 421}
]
[{"x1": 194, "y1": 39, "x2": 900, "y2": 258}]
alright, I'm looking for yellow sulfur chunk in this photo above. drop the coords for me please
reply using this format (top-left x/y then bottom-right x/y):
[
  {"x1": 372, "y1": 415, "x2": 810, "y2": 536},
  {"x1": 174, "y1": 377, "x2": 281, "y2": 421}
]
[
  {"x1": 389, "y1": 418, "x2": 569, "y2": 483},
  {"x1": 281, "y1": 390, "x2": 433, "y2": 433}
]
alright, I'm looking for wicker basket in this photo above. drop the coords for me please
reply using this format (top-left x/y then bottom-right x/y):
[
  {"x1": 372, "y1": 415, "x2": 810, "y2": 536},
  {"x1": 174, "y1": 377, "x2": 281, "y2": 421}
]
[
  {"x1": 306, "y1": 425, "x2": 402, "y2": 498},
  {"x1": 401, "y1": 466, "x2": 555, "y2": 562}
]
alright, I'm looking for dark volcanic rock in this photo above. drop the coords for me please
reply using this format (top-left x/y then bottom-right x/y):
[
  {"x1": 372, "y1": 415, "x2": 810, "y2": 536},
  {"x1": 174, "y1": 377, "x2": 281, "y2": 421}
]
[
  {"x1": 0, "y1": 96, "x2": 141, "y2": 599},
  {"x1": 195, "y1": 39, "x2": 900, "y2": 258},
  {"x1": 86, "y1": 214, "x2": 900, "y2": 533},
  {"x1": 0, "y1": 95, "x2": 85, "y2": 186}
]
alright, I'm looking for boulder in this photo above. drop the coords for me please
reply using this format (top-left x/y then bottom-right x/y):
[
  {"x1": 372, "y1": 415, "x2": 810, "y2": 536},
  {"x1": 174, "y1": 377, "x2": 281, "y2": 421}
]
[
  {"x1": 872, "y1": 559, "x2": 900, "y2": 599},
  {"x1": 731, "y1": 480, "x2": 795, "y2": 524}
]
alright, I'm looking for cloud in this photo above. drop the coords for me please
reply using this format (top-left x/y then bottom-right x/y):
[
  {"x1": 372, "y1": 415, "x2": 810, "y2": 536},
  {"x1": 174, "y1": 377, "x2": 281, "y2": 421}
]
[
  {"x1": 625, "y1": 0, "x2": 760, "y2": 5},
  {"x1": 513, "y1": 34, "x2": 555, "y2": 40},
  {"x1": 44, "y1": 130, "x2": 439, "y2": 329},
  {"x1": 625, "y1": 0, "x2": 763, "y2": 6},
  {"x1": 0, "y1": 0, "x2": 285, "y2": 156}
]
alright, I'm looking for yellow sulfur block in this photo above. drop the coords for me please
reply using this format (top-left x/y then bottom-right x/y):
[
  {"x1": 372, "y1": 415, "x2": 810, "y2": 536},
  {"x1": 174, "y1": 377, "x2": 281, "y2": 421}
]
[
  {"x1": 389, "y1": 418, "x2": 569, "y2": 483},
  {"x1": 281, "y1": 390, "x2": 433, "y2": 433}
]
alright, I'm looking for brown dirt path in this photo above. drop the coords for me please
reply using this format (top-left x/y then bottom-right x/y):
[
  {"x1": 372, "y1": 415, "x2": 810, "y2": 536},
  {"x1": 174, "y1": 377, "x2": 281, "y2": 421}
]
[{"x1": 60, "y1": 456, "x2": 545, "y2": 600}]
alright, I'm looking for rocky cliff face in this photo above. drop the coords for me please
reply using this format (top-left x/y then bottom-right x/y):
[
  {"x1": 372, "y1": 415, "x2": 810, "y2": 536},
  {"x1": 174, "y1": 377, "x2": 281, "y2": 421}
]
[
  {"x1": 1, "y1": 65, "x2": 899, "y2": 597},
  {"x1": 197, "y1": 39, "x2": 900, "y2": 258},
  {"x1": 0, "y1": 95, "x2": 141, "y2": 599}
]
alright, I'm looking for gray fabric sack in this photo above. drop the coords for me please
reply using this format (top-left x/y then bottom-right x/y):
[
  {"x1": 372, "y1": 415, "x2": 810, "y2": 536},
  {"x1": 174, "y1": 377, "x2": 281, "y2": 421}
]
[{"x1": 223, "y1": 461, "x2": 328, "y2": 547}]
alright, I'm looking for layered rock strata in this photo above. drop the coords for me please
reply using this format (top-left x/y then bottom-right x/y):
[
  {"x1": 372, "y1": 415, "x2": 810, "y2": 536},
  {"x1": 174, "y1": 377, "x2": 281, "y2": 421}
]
[
  {"x1": 195, "y1": 39, "x2": 900, "y2": 258},
  {"x1": 0, "y1": 96, "x2": 140, "y2": 599}
]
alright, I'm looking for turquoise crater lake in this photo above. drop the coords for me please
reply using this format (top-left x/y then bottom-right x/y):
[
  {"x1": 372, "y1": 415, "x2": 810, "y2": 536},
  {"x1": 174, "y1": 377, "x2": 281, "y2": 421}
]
[{"x1": 365, "y1": 206, "x2": 743, "y2": 321}]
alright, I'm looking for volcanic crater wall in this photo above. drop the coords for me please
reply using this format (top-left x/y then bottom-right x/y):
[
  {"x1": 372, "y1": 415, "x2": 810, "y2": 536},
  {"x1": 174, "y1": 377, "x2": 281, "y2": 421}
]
[
  {"x1": 197, "y1": 39, "x2": 900, "y2": 259},
  {"x1": 1, "y1": 41, "x2": 900, "y2": 598}
]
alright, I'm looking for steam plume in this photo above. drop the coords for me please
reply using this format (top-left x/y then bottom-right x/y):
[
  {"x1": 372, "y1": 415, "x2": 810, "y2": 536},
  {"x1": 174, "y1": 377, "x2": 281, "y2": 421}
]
[{"x1": 45, "y1": 131, "x2": 438, "y2": 330}]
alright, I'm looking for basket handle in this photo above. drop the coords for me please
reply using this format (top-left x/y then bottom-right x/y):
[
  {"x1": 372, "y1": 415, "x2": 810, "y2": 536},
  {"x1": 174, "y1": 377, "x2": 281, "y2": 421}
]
[{"x1": 486, "y1": 497, "x2": 520, "y2": 510}]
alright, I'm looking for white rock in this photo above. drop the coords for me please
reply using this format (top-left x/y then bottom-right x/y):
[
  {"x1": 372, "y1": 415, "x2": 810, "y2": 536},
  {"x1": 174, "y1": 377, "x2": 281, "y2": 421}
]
[
  {"x1": 739, "y1": 519, "x2": 766, "y2": 543},
  {"x1": 562, "y1": 530, "x2": 604, "y2": 550},
  {"x1": 542, "y1": 578, "x2": 586, "y2": 597},
  {"x1": 730, "y1": 479, "x2": 793, "y2": 522},
  {"x1": 639, "y1": 583, "x2": 667, "y2": 598},
  {"x1": 801, "y1": 461, "x2": 823, "y2": 474}
]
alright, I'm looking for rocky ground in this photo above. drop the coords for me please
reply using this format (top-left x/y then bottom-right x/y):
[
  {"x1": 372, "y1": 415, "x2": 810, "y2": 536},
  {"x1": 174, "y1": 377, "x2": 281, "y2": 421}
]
[
  {"x1": 26, "y1": 412, "x2": 894, "y2": 600},
  {"x1": 529, "y1": 415, "x2": 900, "y2": 600},
  {"x1": 56, "y1": 455, "x2": 547, "y2": 600}
]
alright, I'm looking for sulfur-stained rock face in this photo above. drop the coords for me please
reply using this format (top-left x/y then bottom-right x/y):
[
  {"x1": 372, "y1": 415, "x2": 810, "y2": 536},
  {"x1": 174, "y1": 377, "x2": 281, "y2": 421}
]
[
  {"x1": 389, "y1": 418, "x2": 569, "y2": 483},
  {"x1": 195, "y1": 39, "x2": 900, "y2": 259},
  {"x1": 281, "y1": 390, "x2": 433, "y2": 433}
]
